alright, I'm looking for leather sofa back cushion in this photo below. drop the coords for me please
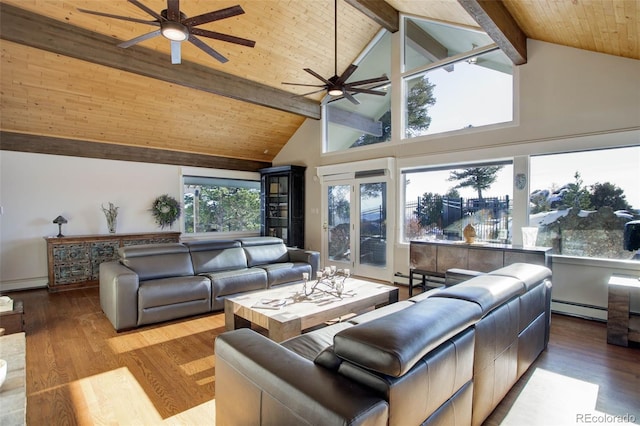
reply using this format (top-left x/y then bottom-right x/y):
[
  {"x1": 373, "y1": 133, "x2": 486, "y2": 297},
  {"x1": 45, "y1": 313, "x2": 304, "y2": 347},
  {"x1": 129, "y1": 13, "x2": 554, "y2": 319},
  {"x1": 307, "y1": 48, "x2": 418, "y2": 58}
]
[
  {"x1": 119, "y1": 243, "x2": 194, "y2": 281},
  {"x1": 431, "y1": 274, "x2": 525, "y2": 316},
  {"x1": 488, "y1": 262, "x2": 552, "y2": 291},
  {"x1": 188, "y1": 243, "x2": 248, "y2": 274},
  {"x1": 243, "y1": 242, "x2": 289, "y2": 267},
  {"x1": 333, "y1": 298, "x2": 482, "y2": 377}
]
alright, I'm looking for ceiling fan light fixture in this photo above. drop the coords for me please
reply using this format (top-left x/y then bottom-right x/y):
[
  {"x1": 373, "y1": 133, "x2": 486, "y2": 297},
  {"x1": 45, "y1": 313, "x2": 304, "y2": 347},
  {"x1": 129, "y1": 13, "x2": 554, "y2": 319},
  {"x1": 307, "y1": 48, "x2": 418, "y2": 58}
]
[
  {"x1": 161, "y1": 21, "x2": 189, "y2": 42},
  {"x1": 328, "y1": 87, "x2": 343, "y2": 96}
]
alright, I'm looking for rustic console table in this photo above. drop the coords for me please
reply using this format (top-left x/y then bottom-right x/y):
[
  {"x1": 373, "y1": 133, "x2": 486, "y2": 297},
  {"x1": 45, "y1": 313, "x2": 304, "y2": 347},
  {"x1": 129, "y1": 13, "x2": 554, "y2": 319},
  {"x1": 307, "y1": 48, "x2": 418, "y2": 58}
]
[
  {"x1": 409, "y1": 240, "x2": 552, "y2": 296},
  {"x1": 44, "y1": 232, "x2": 180, "y2": 292}
]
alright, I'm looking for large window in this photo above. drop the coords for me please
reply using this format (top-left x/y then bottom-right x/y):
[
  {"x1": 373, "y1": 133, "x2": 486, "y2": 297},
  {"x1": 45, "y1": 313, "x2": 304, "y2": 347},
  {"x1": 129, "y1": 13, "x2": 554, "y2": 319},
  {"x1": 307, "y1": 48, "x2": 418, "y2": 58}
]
[
  {"x1": 529, "y1": 146, "x2": 639, "y2": 260},
  {"x1": 183, "y1": 176, "x2": 260, "y2": 234},
  {"x1": 403, "y1": 17, "x2": 513, "y2": 138},
  {"x1": 403, "y1": 162, "x2": 513, "y2": 243}
]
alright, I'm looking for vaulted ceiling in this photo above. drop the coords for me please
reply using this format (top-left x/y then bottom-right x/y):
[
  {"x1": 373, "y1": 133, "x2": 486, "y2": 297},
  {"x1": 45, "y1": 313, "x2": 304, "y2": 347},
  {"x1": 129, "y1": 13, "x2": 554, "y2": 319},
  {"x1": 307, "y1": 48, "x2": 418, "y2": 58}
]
[{"x1": 1, "y1": 0, "x2": 638, "y2": 171}]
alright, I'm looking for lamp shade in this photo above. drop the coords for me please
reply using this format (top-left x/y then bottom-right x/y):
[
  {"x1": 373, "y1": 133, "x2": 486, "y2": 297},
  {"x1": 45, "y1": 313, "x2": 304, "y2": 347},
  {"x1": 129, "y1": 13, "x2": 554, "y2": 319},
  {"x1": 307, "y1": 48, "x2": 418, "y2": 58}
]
[
  {"x1": 53, "y1": 215, "x2": 68, "y2": 225},
  {"x1": 623, "y1": 220, "x2": 640, "y2": 251}
]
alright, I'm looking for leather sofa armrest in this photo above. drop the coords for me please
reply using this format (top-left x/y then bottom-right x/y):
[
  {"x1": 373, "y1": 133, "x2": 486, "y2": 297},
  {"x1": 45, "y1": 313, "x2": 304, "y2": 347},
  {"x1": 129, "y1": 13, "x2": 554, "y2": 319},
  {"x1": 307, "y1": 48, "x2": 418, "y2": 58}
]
[
  {"x1": 215, "y1": 329, "x2": 388, "y2": 426},
  {"x1": 287, "y1": 248, "x2": 320, "y2": 277},
  {"x1": 99, "y1": 261, "x2": 140, "y2": 331}
]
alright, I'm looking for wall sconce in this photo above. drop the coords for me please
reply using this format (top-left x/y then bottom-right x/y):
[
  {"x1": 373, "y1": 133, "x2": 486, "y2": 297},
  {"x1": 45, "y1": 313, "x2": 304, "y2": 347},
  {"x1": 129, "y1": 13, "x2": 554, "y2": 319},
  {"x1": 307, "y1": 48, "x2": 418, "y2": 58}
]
[{"x1": 53, "y1": 215, "x2": 67, "y2": 238}]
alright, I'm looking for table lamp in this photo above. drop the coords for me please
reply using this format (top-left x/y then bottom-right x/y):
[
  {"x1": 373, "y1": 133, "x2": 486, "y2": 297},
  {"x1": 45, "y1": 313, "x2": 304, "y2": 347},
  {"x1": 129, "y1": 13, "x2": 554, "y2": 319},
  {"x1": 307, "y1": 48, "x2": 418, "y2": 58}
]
[{"x1": 53, "y1": 215, "x2": 67, "y2": 237}]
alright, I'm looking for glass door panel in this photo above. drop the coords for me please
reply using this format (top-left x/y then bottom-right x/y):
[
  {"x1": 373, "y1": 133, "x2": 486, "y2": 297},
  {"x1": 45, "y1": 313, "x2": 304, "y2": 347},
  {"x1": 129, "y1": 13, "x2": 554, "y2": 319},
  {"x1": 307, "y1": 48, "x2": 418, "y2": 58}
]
[
  {"x1": 359, "y1": 182, "x2": 387, "y2": 268},
  {"x1": 327, "y1": 184, "x2": 351, "y2": 264}
]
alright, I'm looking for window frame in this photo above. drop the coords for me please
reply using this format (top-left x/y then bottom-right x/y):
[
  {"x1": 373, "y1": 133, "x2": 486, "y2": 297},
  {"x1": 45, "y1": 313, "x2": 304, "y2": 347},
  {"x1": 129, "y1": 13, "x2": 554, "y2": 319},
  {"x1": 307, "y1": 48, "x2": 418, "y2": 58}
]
[
  {"x1": 400, "y1": 160, "x2": 514, "y2": 244},
  {"x1": 180, "y1": 167, "x2": 261, "y2": 238}
]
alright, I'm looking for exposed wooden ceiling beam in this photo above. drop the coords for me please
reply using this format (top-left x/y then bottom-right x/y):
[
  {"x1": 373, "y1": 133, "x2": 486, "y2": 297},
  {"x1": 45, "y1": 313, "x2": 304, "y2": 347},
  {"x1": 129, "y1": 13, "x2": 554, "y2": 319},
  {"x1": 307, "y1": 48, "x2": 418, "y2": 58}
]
[
  {"x1": 345, "y1": 0, "x2": 399, "y2": 33},
  {"x1": 0, "y1": 131, "x2": 271, "y2": 172},
  {"x1": 457, "y1": 0, "x2": 527, "y2": 65},
  {"x1": 0, "y1": 3, "x2": 320, "y2": 120},
  {"x1": 326, "y1": 106, "x2": 382, "y2": 137},
  {"x1": 406, "y1": 20, "x2": 454, "y2": 72}
]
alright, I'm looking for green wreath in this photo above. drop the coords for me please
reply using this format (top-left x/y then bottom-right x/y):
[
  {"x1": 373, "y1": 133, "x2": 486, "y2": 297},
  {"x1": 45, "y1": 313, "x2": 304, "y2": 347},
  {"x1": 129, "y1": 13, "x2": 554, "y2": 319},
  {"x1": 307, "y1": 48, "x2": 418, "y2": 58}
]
[{"x1": 150, "y1": 194, "x2": 181, "y2": 229}]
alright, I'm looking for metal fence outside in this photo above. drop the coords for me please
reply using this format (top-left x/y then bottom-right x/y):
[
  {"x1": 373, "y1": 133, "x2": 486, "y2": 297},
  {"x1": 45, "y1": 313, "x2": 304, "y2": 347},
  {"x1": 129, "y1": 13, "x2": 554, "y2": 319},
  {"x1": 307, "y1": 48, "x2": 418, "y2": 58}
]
[{"x1": 406, "y1": 195, "x2": 512, "y2": 242}]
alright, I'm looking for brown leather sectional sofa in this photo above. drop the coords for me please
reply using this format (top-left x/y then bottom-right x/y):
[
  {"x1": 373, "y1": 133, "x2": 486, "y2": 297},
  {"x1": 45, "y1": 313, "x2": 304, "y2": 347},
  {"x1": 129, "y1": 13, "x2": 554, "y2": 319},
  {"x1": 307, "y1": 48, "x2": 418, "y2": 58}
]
[
  {"x1": 215, "y1": 262, "x2": 552, "y2": 426},
  {"x1": 99, "y1": 237, "x2": 319, "y2": 331}
]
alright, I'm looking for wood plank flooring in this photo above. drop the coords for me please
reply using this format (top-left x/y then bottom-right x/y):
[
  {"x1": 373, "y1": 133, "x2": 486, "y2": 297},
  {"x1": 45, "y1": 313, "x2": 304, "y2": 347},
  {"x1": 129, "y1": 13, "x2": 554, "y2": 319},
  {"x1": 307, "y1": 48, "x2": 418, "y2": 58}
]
[{"x1": 3, "y1": 286, "x2": 639, "y2": 425}]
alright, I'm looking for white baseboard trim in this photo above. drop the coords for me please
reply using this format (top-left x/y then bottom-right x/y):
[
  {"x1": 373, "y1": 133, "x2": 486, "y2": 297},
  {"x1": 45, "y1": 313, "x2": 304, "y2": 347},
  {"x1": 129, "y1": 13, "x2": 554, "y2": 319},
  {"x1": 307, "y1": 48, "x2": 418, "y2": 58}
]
[{"x1": 0, "y1": 277, "x2": 48, "y2": 293}]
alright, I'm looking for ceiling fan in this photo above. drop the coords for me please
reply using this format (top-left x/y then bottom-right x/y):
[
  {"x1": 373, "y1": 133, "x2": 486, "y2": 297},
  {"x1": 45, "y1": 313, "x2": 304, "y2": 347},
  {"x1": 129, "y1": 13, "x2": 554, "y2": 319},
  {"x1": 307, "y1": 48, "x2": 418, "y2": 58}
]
[
  {"x1": 282, "y1": 0, "x2": 389, "y2": 105},
  {"x1": 78, "y1": 0, "x2": 255, "y2": 64}
]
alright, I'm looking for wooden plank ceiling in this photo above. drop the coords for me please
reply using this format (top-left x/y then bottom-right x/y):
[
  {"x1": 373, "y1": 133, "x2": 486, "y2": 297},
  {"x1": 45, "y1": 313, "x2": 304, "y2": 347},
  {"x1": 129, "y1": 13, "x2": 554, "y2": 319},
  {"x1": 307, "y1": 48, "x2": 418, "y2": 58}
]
[{"x1": 0, "y1": 0, "x2": 637, "y2": 170}]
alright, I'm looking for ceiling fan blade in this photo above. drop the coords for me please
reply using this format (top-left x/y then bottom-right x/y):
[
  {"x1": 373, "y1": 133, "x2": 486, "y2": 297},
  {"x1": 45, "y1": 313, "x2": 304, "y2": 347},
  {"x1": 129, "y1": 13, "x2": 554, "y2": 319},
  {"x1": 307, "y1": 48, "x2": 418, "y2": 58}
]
[
  {"x1": 182, "y1": 5, "x2": 245, "y2": 27},
  {"x1": 189, "y1": 35, "x2": 228, "y2": 63},
  {"x1": 190, "y1": 28, "x2": 255, "y2": 48},
  {"x1": 345, "y1": 75, "x2": 389, "y2": 87},
  {"x1": 77, "y1": 9, "x2": 160, "y2": 26},
  {"x1": 335, "y1": 64, "x2": 358, "y2": 86},
  {"x1": 304, "y1": 68, "x2": 332, "y2": 85},
  {"x1": 292, "y1": 88, "x2": 328, "y2": 97},
  {"x1": 167, "y1": 0, "x2": 181, "y2": 21},
  {"x1": 171, "y1": 40, "x2": 181, "y2": 64},
  {"x1": 281, "y1": 82, "x2": 326, "y2": 88},
  {"x1": 127, "y1": 0, "x2": 164, "y2": 21},
  {"x1": 118, "y1": 29, "x2": 161, "y2": 48},
  {"x1": 347, "y1": 87, "x2": 388, "y2": 96},
  {"x1": 343, "y1": 91, "x2": 360, "y2": 105}
]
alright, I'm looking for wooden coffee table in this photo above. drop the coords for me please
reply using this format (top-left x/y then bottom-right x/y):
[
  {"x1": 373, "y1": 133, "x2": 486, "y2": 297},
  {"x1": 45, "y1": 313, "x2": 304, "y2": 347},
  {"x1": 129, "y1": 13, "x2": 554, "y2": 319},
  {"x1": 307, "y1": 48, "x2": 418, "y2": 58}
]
[{"x1": 224, "y1": 278, "x2": 399, "y2": 342}]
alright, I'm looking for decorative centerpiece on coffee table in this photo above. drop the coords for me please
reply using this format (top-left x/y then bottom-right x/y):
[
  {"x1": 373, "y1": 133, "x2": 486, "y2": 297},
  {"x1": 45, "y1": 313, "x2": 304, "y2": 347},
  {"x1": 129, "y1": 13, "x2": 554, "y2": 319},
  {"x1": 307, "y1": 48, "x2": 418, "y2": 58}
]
[{"x1": 302, "y1": 266, "x2": 351, "y2": 298}]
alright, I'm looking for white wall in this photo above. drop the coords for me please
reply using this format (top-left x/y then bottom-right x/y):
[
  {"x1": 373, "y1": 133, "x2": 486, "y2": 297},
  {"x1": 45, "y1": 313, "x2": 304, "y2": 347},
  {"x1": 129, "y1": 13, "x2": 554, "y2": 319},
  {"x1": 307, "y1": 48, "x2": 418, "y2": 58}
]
[
  {"x1": 274, "y1": 40, "x2": 640, "y2": 318},
  {"x1": 0, "y1": 151, "x2": 182, "y2": 291}
]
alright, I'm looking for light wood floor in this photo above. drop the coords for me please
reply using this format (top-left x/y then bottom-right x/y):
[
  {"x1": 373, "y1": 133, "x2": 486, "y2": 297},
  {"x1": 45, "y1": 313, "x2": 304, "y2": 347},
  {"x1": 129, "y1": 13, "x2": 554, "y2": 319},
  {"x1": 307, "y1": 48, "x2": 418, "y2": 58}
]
[{"x1": 4, "y1": 286, "x2": 640, "y2": 425}]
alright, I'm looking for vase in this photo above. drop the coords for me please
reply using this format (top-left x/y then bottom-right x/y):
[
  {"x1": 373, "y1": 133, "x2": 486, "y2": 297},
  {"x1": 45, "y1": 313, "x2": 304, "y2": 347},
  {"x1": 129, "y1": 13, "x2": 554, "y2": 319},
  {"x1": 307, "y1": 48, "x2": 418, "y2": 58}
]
[
  {"x1": 463, "y1": 223, "x2": 476, "y2": 244},
  {"x1": 107, "y1": 218, "x2": 117, "y2": 234}
]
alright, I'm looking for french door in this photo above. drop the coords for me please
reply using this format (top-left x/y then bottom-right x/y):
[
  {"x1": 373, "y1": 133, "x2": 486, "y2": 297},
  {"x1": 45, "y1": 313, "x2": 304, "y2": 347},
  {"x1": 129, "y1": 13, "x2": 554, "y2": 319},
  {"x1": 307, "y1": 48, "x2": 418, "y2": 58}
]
[{"x1": 323, "y1": 177, "x2": 391, "y2": 281}]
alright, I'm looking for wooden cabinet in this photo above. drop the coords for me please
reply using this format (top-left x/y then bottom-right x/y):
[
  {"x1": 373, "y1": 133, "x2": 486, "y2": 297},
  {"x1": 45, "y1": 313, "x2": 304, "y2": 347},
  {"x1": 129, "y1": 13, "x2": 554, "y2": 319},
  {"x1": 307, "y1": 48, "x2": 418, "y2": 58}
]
[
  {"x1": 260, "y1": 165, "x2": 305, "y2": 248},
  {"x1": 44, "y1": 232, "x2": 180, "y2": 291},
  {"x1": 410, "y1": 240, "x2": 552, "y2": 276}
]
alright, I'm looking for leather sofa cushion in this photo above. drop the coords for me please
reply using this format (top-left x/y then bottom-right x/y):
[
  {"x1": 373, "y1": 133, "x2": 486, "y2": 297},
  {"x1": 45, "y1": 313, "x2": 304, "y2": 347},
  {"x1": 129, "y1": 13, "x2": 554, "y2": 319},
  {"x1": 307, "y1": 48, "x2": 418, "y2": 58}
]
[
  {"x1": 488, "y1": 262, "x2": 551, "y2": 291},
  {"x1": 334, "y1": 298, "x2": 482, "y2": 377},
  {"x1": 138, "y1": 275, "x2": 211, "y2": 309},
  {"x1": 348, "y1": 301, "x2": 414, "y2": 325},
  {"x1": 119, "y1": 243, "x2": 194, "y2": 281},
  {"x1": 337, "y1": 328, "x2": 475, "y2": 426},
  {"x1": 431, "y1": 274, "x2": 525, "y2": 316},
  {"x1": 282, "y1": 322, "x2": 353, "y2": 362},
  {"x1": 240, "y1": 238, "x2": 289, "y2": 266},
  {"x1": 204, "y1": 267, "x2": 268, "y2": 298},
  {"x1": 186, "y1": 241, "x2": 248, "y2": 274},
  {"x1": 259, "y1": 262, "x2": 310, "y2": 287}
]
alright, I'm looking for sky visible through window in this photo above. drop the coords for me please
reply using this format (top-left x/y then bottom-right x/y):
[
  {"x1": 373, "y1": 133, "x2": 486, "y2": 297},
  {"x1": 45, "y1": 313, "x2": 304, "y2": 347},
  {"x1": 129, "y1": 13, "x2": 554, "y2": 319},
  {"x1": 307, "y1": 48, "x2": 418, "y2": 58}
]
[{"x1": 423, "y1": 60, "x2": 513, "y2": 135}]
